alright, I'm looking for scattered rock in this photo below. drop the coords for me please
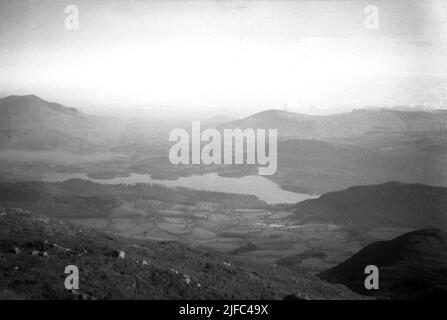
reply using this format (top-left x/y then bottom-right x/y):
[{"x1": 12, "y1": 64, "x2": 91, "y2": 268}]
[
  {"x1": 52, "y1": 243, "x2": 71, "y2": 252},
  {"x1": 69, "y1": 290, "x2": 92, "y2": 300},
  {"x1": 184, "y1": 274, "x2": 191, "y2": 285},
  {"x1": 31, "y1": 250, "x2": 49, "y2": 257},
  {"x1": 10, "y1": 247, "x2": 21, "y2": 255},
  {"x1": 283, "y1": 293, "x2": 311, "y2": 300},
  {"x1": 248, "y1": 272, "x2": 260, "y2": 281},
  {"x1": 104, "y1": 249, "x2": 125, "y2": 258},
  {"x1": 0, "y1": 208, "x2": 365, "y2": 300},
  {"x1": 77, "y1": 249, "x2": 88, "y2": 257}
]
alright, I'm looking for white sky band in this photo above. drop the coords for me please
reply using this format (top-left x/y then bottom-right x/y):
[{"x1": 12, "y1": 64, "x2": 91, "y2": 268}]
[{"x1": 0, "y1": 0, "x2": 445, "y2": 117}]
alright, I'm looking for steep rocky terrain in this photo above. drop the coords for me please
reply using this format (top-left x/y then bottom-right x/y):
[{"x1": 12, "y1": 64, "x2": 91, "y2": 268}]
[{"x1": 0, "y1": 208, "x2": 362, "y2": 300}]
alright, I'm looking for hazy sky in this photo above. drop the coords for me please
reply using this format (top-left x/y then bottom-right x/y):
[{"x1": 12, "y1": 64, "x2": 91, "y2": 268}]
[{"x1": 0, "y1": 0, "x2": 446, "y2": 117}]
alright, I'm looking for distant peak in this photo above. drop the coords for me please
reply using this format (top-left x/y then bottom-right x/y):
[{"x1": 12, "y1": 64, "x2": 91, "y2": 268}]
[
  {"x1": 255, "y1": 109, "x2": 293, "y2": 115},
  {"x1": 0, "y1": 94, "x2": 81, "y2": 115},
  {"x1": 4, "y1": 94, "x2": 40, "y2": 99}
]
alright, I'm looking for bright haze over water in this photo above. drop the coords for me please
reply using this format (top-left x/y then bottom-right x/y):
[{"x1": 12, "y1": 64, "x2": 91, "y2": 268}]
[{"x1": 0, "y1": 0, "x2": 446, "y2": 118}]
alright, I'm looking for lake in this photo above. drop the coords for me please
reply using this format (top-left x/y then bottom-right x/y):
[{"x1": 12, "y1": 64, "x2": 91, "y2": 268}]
[{"x1": 41, "y1": 172, "x2": 317, "y2": 204}]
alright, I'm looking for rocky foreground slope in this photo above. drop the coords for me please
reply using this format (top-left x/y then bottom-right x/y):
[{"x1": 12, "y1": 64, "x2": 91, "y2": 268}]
[{"x1": 0, "y1": 208, "x2": 362, "y2": 300}]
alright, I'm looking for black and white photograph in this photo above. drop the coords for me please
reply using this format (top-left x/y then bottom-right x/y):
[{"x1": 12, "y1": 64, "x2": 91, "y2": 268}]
[{"x1": 0, "y1": 0, "x2": 446, "y2": 306}]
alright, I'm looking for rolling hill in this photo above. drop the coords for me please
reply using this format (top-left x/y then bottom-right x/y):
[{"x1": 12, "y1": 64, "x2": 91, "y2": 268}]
[
  {"x1": 0, "y1": 178, "x2": 268, "y2": 218},
  {"x1": 1, "y1": 95, "x2": 446, "y2": 195},
  {"x1": 318, "y1": 229, "x2": 447, "y2": 299},
  {"x1": 0, "y1": 95, "x2": 83, "y2": 128},
  {"x1": 221, "y1": 108, "x2": 447, "y2": 139},
  {"x1": 292, "y1": 182, "x2": 447, "y2": 230},
  {"x1": 220, "y1": 108, "x2": 447, "y2": 193},
  {"x1": 0, "y1": 95, "x2": 102, "y2": 151},
  {"x1": 220, "y1": 110, "x2": 319, "y2": 137}
]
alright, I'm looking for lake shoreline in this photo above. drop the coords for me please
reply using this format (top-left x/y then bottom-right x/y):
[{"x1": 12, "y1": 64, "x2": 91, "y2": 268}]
[{"x1": 40, "y1": 172, "x2": 318, "y2": 204}]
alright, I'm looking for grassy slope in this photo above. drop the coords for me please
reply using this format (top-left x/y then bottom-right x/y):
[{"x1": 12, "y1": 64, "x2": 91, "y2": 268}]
[
  {"x1": 292, "y1": 182, "x2": 447, "y2": 229},
  {"x1": 318, "y1": 229, "x2": 447, "y2": 299},
  {"x1": 0, "y1": 208, "x2": 362, "y2": 300}
]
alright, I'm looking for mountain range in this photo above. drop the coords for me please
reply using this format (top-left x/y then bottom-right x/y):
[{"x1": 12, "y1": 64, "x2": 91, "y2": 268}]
[
  {"x1": 221, "y1": 108, "x2": 447, "y2": 139},
  {"x1": 1, "y1": 95, "x2": 446, "y2": 193},
  {"x1": 2, "y1": 95, "x2": 447, "y2": 150}
]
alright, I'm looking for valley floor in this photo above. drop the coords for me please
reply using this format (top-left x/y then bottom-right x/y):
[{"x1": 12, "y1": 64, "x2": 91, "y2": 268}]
[{"x1": 66, "y1": 199, "x2": 411, "y2": 274}]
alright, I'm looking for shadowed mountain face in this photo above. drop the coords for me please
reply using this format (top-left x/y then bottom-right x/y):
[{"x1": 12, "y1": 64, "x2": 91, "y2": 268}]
[
  {"x1": 292, "y1": 182, "x2": 447, "y2": 230},
  {"x1": 0, "y1": 95, "x2": 144, "y2": 152},
  {"x1": 275, "y1": 138, "x2": 447, "y2": 194},
  {"x1": 221, "y1": 109, "x2": 447, "y2": 139},
  {"x1": 220, "y1": 108, "x2": 447, "y2": 193},
  {"x1": 0, "y1": 208, "x2": 363, "y2": 300},
  {"x1": 0, "y1": 95, "x2": 82, "y2": 126},
  {"x1": 0, "y1": 95, "x2": 91, "y2": 135},
  {"x1": 318, "y1": 229, "x2": 447, "y2": 300}
]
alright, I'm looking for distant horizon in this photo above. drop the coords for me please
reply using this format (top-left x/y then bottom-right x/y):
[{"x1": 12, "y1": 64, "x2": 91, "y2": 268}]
[
  {"x1": 1, "y1": 0, "x2": 446, "y2": 118},
  {"x1": 1, "y1": 93, "x2": 445, "y2": 121}
]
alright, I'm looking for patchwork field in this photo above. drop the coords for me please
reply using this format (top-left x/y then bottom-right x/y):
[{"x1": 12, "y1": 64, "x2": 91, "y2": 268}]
[{"x1": 66, "y1": 199, "x2": 411, "y2": 273}]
